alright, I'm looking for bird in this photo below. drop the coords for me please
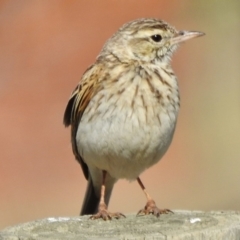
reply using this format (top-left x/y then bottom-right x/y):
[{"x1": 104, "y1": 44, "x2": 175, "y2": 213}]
[{"x1": 63, "y1": 18, "x2": 204, "y2": 220}]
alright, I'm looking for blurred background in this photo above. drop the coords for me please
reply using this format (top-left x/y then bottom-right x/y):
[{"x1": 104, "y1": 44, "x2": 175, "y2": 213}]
[{"x1": 0, "y1": 0, "x2": 239, "y2": 229}]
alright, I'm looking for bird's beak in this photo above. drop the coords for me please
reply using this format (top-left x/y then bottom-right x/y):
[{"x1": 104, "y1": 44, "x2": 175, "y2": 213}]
[{"x1": 171, "y1": 31, "x2": 205, "y2": 45}]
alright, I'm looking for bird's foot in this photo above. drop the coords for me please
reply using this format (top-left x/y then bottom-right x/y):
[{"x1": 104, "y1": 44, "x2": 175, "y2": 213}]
[
  {"x1": 90, "y1": 203, "x2": 125, "y2": 220},
  {"x1": 137, "y1": 199, "x2": 173, "y2": 217}
]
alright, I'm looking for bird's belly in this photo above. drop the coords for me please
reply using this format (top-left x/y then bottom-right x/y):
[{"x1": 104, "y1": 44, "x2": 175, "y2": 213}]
[{"x1": 77, "y1": 99, "x2": 178, "y2": 180}]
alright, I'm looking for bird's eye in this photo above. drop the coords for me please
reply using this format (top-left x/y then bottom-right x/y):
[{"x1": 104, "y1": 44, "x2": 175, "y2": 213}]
[{"x1": 151, "y1": 34, "x2": 162, "y2": 42}]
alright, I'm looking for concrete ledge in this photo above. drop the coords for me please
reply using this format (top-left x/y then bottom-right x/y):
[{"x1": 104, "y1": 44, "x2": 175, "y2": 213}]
[{"x1": 1, "y1": 211, "x2": 240, "y2": 239}]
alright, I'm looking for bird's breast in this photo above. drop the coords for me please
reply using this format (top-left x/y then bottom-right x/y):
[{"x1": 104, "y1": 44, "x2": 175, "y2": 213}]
[{"x1": 77, "y1": 66, "x2": 180, "y2": 179}]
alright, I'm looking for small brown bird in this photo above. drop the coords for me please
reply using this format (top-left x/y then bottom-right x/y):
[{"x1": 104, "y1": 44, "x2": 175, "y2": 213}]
[{"x1": 64, "y1": 18, "x2": 204, "y2": 220}]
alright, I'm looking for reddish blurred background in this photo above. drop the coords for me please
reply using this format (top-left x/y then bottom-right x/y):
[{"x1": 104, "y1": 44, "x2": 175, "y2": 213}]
[{"x1": 0, "y1": 0, "x2": 240, "y2": 229}]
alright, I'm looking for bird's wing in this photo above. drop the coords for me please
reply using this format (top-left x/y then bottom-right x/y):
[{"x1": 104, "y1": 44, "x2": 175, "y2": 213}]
[{"x1": 63, "y1": 64, "x2": 101, "y2": 179}]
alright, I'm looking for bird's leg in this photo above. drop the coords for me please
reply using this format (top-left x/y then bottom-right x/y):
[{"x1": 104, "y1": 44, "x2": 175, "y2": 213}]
[
  {"x1": 90, "y1": 170, "x2": 125, "y2": 220},
  {"x1": 136, "y1": 177, "x2": 173, "y2": 217}
]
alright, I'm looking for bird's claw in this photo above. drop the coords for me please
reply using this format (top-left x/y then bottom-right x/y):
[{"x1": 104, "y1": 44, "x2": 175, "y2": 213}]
[
  {"x1": 90, "y1": 210, "x2": 125, "y2": 220},
  {"x1": 89, "y1": 203, "x2": 125, "y2": 220},
  {"x1": 137, "y1": 199, "x2": 173, "y2": 217}
]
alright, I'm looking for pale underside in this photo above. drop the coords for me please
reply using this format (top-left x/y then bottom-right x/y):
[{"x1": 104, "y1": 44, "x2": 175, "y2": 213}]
[{"x1": 76, "y1": 62, "x2": 179, "y2": 184}]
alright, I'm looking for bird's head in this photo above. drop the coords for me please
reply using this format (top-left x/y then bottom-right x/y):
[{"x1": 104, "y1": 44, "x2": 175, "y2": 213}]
[{"x1": 101, "y1": 18, "x2": 204, "y2": 64}]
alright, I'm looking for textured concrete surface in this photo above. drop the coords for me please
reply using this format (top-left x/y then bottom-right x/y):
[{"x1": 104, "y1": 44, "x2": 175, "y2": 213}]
[{"x1": 1, "y1": 211, "x2": 240, "y2": 240}]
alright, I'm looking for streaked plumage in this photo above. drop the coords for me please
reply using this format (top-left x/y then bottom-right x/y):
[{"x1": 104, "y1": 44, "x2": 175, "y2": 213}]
[{"x1": 64, "y1": 18, "x2": 204, "y2": 219}]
